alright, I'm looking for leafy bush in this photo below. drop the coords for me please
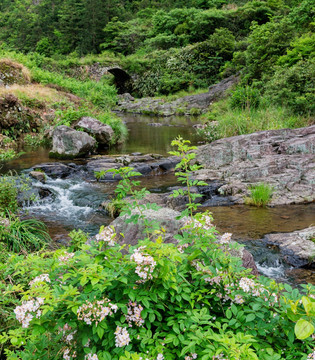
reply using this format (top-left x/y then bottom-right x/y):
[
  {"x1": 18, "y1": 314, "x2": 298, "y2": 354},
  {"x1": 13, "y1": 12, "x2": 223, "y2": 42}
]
[
  {"x1": 264, "y1": 59, "x2": 315, "y2": 115},
  {"x1": 230, "y1": 85, "x2": 260, "y2": 109},
  {"x1": 245, "y1": 183, "x2": 274, "y2": 207},
  {"x1": 1, "y1": 139, "x2": 314, "y2": 360},
  {"x1": 0, "y1": 176, "x2": 19, "y2": 214},
  {"x1": 277, "y1": 33, "x2": 315, "y2": 67},
  {"x1": 0, "y1": 148, "x2": 19, "y2": 162},
  {"x1": 243, "y1": 19, "x2": 295, "y2": 81}
]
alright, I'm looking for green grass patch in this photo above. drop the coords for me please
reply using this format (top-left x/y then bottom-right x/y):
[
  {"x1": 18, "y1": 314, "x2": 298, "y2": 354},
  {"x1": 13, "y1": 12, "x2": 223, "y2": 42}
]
[
  {"x1": 200, "y1": 98, "x2": 313, "y2": 141},
  {"x1": 0, "y1": 215, "x2": 50, "y2": 253},
  {"x1": 245, "y1": 183, "x2": 274, "y2": 207}
]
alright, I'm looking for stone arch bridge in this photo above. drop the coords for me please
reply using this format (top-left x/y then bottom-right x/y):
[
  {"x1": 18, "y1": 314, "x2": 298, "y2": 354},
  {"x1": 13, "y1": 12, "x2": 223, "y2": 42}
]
[{"x1": 84, "y1": 63, "x2": 134, "y2": 94}]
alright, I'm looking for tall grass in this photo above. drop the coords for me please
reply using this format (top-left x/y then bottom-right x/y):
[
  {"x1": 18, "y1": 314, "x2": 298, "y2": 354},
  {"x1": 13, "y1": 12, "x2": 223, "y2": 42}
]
[
  {"x1": 245, "y1": 183, "x2": 274, "y2": 207},
  {"x1": 0, "y1": 49, "x2": 118, "y2": 110},
  {"x1": 0, "y1": 215, "x2": 51, "y2": 253},
  {"x1": 32, "y1": 68, "x2": 117, "y2": 109},
  {"x1": 200, "y1": 98, "x2": 313, "y2": 141}
]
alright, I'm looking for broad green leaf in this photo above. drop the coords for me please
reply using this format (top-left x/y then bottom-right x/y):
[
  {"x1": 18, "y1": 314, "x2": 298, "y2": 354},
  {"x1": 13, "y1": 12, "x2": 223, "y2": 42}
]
[
  {"x1": 295, "y1": 319, "x2": 314, "y2": 339},
  {"x1": 246, "y1": 313, "x2": 256, "y2": 322}
]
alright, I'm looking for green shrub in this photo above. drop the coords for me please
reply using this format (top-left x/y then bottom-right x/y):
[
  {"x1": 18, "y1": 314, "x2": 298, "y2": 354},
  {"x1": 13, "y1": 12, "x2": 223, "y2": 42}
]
[
  {"x1": 245, "y1": 183, "x2": 274, "y2": 207},
  {"x1": 264, "y1": 59, "x2": 315, "y2": 115},
  {"x1": 230, "y1": 86, "x2": 261, "y2": 110},
  {"x1": 68, "y1": 229, "x2": 89, "y2": 251},
  {"x1": 0, "y1": 148, "x2": 19, "y2": 162},
  {"x1": 0, "y1": 176, "x2": 19, "y2": 214}
]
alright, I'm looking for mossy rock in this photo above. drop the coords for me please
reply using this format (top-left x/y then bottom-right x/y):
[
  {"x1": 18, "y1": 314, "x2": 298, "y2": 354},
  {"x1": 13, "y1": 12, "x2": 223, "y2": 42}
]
[
  {"x1": 0, "y1": 94, "x2": 41, "y2": 137},
  {"x1": 0, "y1": 59, "x2": 31, "y2": 86}
]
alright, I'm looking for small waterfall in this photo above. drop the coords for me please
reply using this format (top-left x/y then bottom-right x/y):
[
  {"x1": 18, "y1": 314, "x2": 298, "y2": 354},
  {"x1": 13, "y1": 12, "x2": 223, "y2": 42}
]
[
  {"x1": 256, "y1": 260, "x2": 287, "y2": 279},
  {"x1": 25, "y1": 176, "x2": 110, "y2": 235}
]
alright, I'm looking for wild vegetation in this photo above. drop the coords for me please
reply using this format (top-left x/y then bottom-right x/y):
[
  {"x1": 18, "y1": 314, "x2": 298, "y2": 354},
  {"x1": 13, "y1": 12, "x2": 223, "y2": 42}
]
[
  {"x1": 0, "y1": 1, "x2": 315, "y2": 359},
  {"x1": 0, "y1": 139, "x2": 314, "y2": 360}
]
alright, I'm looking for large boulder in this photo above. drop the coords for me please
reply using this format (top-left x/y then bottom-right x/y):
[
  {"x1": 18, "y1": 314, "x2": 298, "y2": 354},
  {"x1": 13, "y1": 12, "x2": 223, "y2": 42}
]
[
  {"x1": 195, "y1": 126, "x2": 315, "y2": 205},
  {"x1": 111, "y1": 206, "x2": 259, "y2": 275},
  {"x1": 50, "y1": 125, "x2": 96, "y2": 159},
  {"x1": 75, "y1": 117, "x2": 114, "y2": 147}
]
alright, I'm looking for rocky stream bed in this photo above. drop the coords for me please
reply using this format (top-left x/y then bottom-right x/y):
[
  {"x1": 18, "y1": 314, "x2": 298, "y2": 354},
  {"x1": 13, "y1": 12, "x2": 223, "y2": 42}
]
[{"x1": 1, "y1": 114, "x2": 315, "y2": 285}]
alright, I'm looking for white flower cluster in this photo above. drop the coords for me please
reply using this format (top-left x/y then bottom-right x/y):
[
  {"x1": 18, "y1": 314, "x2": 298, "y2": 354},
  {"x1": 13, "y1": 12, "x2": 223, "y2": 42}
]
[
  {"x1": 239, "y1": 277, "x2": 267, "y2": 297},
  {"x1": 204, "y1": 275, "x2": 222, "y2": 285},
  {"x1": 307, "y1": 350, "x2": 315, "y2": 360},
  {"x1": 239, "y1": 277, "x2": 256, "y2": 293},
  {"x1": 220, "y1": 233, "x2": 232, "y2": 244},
  {"x1": 233, "y1": 294, "x2": 245, "y2": 304},
  {"x1": 29, "y1": 274, "x2": 50, "y2": 287},
  {"x1": 156, "y1": 354, "x2": 164, "y2": 360},
  {"x1": 14, "y1": 298, "x2": 44, "y2": 328},
  {"x1": 114, "y1": 326, "x2": 131, "y2": 347},
  {"x1": 126, "y1": 301, "x2": 144, "y2": 327},
  {"x1": 77, "y1": 298, "x2": 118, "y2": 326},
  {"x1": 177, "y1": 243, "x2": 189, "y2": 253},
  {"x1": 185, "y1": 353, "x2": 197, "y2": 360},
  {"x1": 63, "y1": 348, "x2": 76, "y2": 360},
  {"x1": 58, "y1": 323, "x2": 77, "y2": 345},
  {"x1": 59, "y1": 252, "x2": 75, "y2": 263},
  {"x1": 212, "y1": 354, "x2": 229, "y2": 360},
  {"x1": 130, "y1": 247, "x2": 156, "y2": 282},
  {"x1": 95, "y1": 226, "x2": 115, "y2": 246},
  {"x1": 185, "y1": 214, "x2": 213, "y2": 231},
  {"x1": 84, "y1": 354, "x2": 99, "y2": 360}
]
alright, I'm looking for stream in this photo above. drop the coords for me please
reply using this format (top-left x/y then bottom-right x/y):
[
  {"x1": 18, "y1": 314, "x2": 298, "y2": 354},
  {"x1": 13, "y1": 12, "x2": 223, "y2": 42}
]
[{"x1": 1, "y1": 113, "x2": 315, "y2": 285}]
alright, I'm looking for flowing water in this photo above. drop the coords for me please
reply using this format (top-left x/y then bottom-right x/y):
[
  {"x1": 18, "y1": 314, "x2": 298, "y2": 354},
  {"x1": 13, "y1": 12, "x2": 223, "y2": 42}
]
[{"x1": 2, "y1": 113, "x2": 315, "y2": 284}]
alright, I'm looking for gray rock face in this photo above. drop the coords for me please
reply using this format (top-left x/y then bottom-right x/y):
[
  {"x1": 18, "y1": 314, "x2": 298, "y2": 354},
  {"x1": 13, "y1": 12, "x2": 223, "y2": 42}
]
[
  {"x1": 111, "y1": 206, "x2": 258, "y2": 274},
  {"x1": 50, "y1": 126, "x2": 96, "y2": 159},
  {"x1": 263, "y1": 227, "x2": 315, "y2": 267},
  {"x1": 195, "y1": 126, "x2": 315, "y2": 205},
  {"x1": 86, "y1": 155, "x2": 180, "y2": 179},
  {"x1": 32, "y1": 163, "x2": 77, "y2": 178},
  {"x1": 76, "y1": 117, "x2": 114, "y2": 147}
]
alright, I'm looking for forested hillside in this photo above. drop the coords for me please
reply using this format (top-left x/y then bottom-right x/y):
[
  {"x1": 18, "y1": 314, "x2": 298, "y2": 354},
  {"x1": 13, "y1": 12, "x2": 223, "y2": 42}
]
[{"x1": 0, "y1": 0, "x2": 314, "y2": 117}]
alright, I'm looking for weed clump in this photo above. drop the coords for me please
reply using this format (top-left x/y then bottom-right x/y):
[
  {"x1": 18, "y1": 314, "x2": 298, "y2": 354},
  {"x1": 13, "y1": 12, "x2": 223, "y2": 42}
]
[{"x1": 245, "y1": 183, "x2": 274, "y2": 207}]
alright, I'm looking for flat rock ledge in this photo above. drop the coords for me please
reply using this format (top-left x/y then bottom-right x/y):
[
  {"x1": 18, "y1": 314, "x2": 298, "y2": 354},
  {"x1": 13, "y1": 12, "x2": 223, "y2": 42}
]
[
  {"x1": 194, "y1": 125, "x2": 315, "y2": 206},
  {"x1": 263, "y1": 227, "x2": 315, "y2": 268}
]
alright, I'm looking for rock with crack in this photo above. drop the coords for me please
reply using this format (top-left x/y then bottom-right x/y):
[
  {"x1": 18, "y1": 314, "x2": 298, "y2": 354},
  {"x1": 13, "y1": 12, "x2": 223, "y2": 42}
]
[
  {"x1": 50, "y1": 125, "x2": 96, "y2": 159},
  {"x1": 75, "y1": 117, "x2": 114, "y2": 147},
  {"x1": 194, "y1": 125, "x2": 315, "y2": 205}
]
